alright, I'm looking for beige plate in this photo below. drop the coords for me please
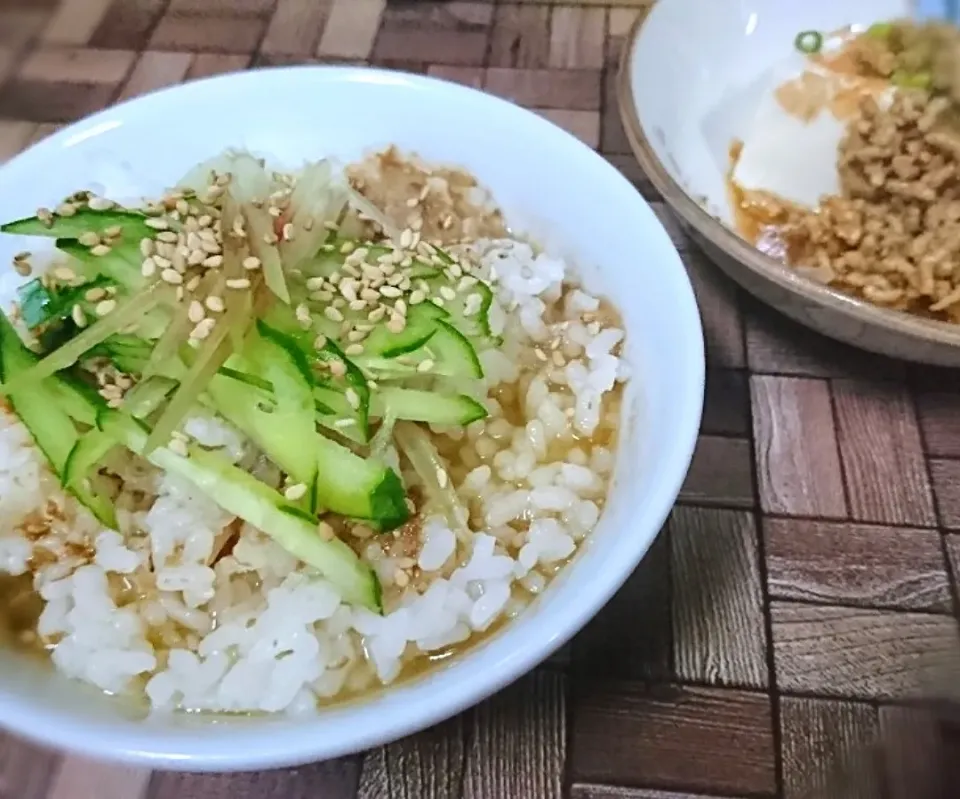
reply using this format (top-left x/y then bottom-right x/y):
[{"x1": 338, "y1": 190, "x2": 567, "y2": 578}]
[{"x1": 617, "y1": 0, "x2": 960, "y2": 367}]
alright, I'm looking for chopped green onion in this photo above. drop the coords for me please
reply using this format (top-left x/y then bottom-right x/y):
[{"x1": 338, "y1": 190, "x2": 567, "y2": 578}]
[{"x1": 794, "y1": 30, "x2": 823, "y2": 55}]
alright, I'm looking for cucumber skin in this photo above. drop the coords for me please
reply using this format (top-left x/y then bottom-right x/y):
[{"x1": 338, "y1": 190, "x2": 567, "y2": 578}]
[{"x1": 2, "y1": 208, "x2": 153, "y2": 243}]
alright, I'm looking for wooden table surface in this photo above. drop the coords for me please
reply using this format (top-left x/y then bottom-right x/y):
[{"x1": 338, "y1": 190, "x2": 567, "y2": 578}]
[{"x1": 1, "y1": 0, "x2": 959, "y2": 797}]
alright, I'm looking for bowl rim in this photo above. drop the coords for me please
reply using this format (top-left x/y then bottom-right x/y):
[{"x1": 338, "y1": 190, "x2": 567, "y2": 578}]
[
  {"x1": 616, "y1": 6, "x2": 960, "y2": 350},
  {"x1": 0, "y1": 63, "x2": 706, "y2": 771}
]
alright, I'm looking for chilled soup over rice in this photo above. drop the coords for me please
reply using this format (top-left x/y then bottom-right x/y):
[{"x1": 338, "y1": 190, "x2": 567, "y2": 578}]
[{"x1": 0, "y1": 148, "x2": 628, "y2": 714}]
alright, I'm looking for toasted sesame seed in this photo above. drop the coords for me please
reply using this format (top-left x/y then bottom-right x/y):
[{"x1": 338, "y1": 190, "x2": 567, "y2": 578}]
[
  {"x1": 190, "y1": 318, "x2": 216, "y2": 341},
  {"x1": 95, "y1": 299, "x2": 117, "y2": 317},
  {"x1": 88, "y1": 243, "x2": 111, "y2": 257},
  {"x1": 71, "y1": 304, "x2": 87, "y2": 327},
  {"x1": 175, "y1": 199, "x2": 189, "y2": 216},
  {"x1": 13, "y1": 259, "x2": 31, "y2": 277},
  {"x1": 200, "y1": 240, "x2": 221, "y2": 255},
  {"x1": 340, "y1": 241, "x2": 355, "y2": 254},
  {"x1": 380, "y1": 285, "x2": 402, "y2": 298},
  {"x1": 263, "y1": 232, "x2": 278, "y2": 245},
  {"x1": 386, "y1": 315, "x2": 406, "y2": 334},
  {"x1": 368, "y1": 306, "x2": 387, "y2": 322},
  {"x1": 168, "y1": 438, "x2": 188, "y2": 457},
  {"x1": 242, "y1": 256, "x2": 261, "y2": 271},
  {"x1": 408, "y1": 289, "x2": 427, "y2": 305},
  {"x1": 202, "y1": 255, "x2": 224, "y2": 269},
  {"x1": 188, "y1": 300, "x2": 205, "y2": 324},
  {"x1": 306, "y1": 277, "x2": 326, "y2": 291},
  {"x1": 226, "y1": 278, "x2": 251, "y2": 290},
  {"x1": 74, "y1": 231, "x2": 100, "y2": 250},
  {"x1": 345, "y1": 388, "x2": 360, "y2": 409},
  {"x1": 405, "y1": 197, "x2": 419, "y2": 208},
  {"x1": 399, "y1": 229, "x2": 413, "y2": 249},
  {"x1": 187, "y1": 249, "x2": 206, "y2": 266},
  {"x1": 344, "y1": 343, "x2": 364, "y2": 357},
  {"x1": 84, "y1": 287, "x2": 106, "y2": 302},
  {"x1": 141, "y1": 257, "x2": 158, "y2": 278},
  {"x1": 439, "y1": 286, "x2": 457, "y2": 301},
  {"x1": 417, "y1": 359, "x2": 435, "y2": 373},
  {"x1": 153, "y1": 255, "x2": 172, "y2": 270},
  {"x1": 329, "y1": 359, "x2": 346, "y2": 377},
  {"x1": 53, "y1": 266, "x2": 76, "y2": 282},
  {"x1": 185, "y1": 275, "x2": 201, "y2": 292},
  {"x1": 205, "y1": 296, "x2": 225, "y2": 313},
  {"x1": 324, "y1": 306, "x2": 344, "y2": 322},
  {"x1": 394, "y1": 299, "x2": 408, "y2": 316},
  {"x1": 156, "y1": 230, "x2": 178, "y2": 244},
  {"x1": 56, "y1": 202, "x2": 78, "y2": 217},
  {"x1": 347, "y1": 329, "x2": 368, "y2": 342},
  {"x1": 282, "y1": 223, "x2": 294, "y2": 241},
  {"x1": 313, "y1": 334, "x2": 327, "y2": 350},
  {"x1": 347, "y1": 299, "x2": 366, "y2": 312},
  {"x1": 197, "y1": 214, "x2": 213, "y2": 228},
  {"x1": 161, "y1": 268, "x2": 183, "y2": 285},
  {"x1": 144, "y1": 217, "x2": 169, "y2": 230}
]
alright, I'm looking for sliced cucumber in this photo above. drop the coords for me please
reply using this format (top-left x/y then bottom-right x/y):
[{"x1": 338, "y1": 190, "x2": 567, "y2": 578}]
[
  {"x1": 374, "y1": 387, "x2": 487, "y2": 426},
  {"x1": 56, "y1": 238, "x2": 145, "y2": 294},
  {"x1": 98, "y1": 410, "x2": 382, "y2": 612},
  {"x1": 2, "y1": 207, "x2": 154, "y2": 243},
  {"x1": 0, "y1": 312, "x2": 116, "y2": 529}
]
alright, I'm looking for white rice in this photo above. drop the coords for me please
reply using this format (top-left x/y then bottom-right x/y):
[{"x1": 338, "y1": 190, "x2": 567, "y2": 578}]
[{"x1": 0, "y1": 234, "x2": 627, "y2": 715}]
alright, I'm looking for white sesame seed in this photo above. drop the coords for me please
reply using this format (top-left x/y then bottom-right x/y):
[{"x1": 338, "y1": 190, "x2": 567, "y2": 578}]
[
  {"x1": 185, "y1": 275, "x2": 201, "y2": 292},
  {"x1": 399, "y1": 229, "x2": 414, "y2": 249},
  {"x1": 78, "y1": 231, "x2": 101, "y2": 248},
  {"x1": 225, "y1": 278, "x2": 251, "y2": 290},
  {"x1": 141, "y1": 257, "x2": 158, "y2": 277},
  {"x1": 56, "y1": 202, "x2": 77, "y2": 217},
  {"x1": 53, "y1": 266, "x2": 76, "y2": 282},
  {"x1": 345, "y1": 388, "x2": 360, "y2": 409},
  {"x1": 242, "y1": 256, "x2": 261, "y2": 271},
  {"x1": 347, "y1": 329, "x2": 368, "y2": 342},
  {"x1": 349, "y1": 299, "x2": 367, "y2": 312},
  {"x1": 190, "y1": 318, "x2": 216, "y2": 340},
  {"x1": 188, "y1": 300, "x2": 205, "y2": 324},
  {"x1": 168, "y1": 438, "x2": 188, "y2": 457},
  {"x1": 205, "y1": 296, "x2": 225, "y2": 313},
  {"x1": 368, "y1": 306, "x2": 387, "y2": 322},
  {"x1": 440, "y1": 286, "x2": 457, "y2": 301},
  {"x1": 84, "y1": 287, "x2": 106, "y2": 302},
  {"x1": 71, "y1": 304, "x2": 87, "y2": 327},
  {"x1": 153, "y1": 255, "x2": 172, "y2": 270},
  {"x1": 437, "y1": 469, "x2": 448, "y2": 488},
  {"x1": 409, "y1": 290, "x2": 426, "y2": 305},
  {"x1": 306, "y1": 277, "x2": 325, "y2": 291},
  {"x1": 188, "y1": 249, "x2": 206, "y2": 266},
  {"x1": 144, "y1": 217, "x2": 169, "y2": 230},
  {"x1": 380, "y1": 285, "x2": 402, "y2": 298},
  {"x1": 406, "y1": 197, "x2": 419, "y2": 208},
  {"x1": 200, "y1": 239, "x2": 221, "y2": 255},
  {"x1": 283, "y1": 482, "x2": 308, "y2": 501},
  {"x1": 282, "y1": 223, "x2": 294, "y2": 241},
  {"x1": 417, "y1": 359, "x2": 435, "y2": 373},
  {"x1": 329, "y1": 360, "x2": 346, "y2": 377},
  {"x1": 87, "y1": 196, "x2": 115, "y2": 211},
  {"x1": 157, "y1": 231, "x2": 178, "y2": 243},
  {"x1": 313, "y1": 334, "x2": 327, "y2": 350},
  {"x1": 386, "y1": 315, "x2": 406, "y2": 334},
  {"x1": 197, "y1": 214, "x2": 213, "y2": 228},
  {"x1": 324, "y1": 306, "x2": 344, "y2": 322},
  {"x1": 394, "y1": 299, "x2": 408, "y2": 316},
  {"x1": 95, "y1": 299, "x2": 117, "y2": 317},
  {"x1": 295, "y1": 303, "x2": 311, "y2": 324},
  {"x1": 202, "y1": 255, "x2": 224, "y2": 268},
  {"x1": 340, "y1": 240, "x2": 355, "y2": 255},
  {"x1": 345, "y1": 343, "x2": 364, "y2": 357},
  {"x1": 263, "y1": 232, "x2": 278, "y2": 245},
  {"x1": 161, "y1": 268, "x2": 183, "y2": 285},
  {"x1": 175, "y1": 199, "x2": 190, "y2": 216}
]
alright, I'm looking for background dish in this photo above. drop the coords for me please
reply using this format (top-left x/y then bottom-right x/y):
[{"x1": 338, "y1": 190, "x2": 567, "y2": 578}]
[
  {"x1": 617, "y1": 0, "x2": 960, "y2": 366},
  {"x1": 0, "y1": 65, "x2": 703, "y2": 771}
]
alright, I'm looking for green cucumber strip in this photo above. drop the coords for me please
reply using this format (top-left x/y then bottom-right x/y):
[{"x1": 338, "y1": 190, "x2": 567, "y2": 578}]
[
  {"x1": 98, "y1": 410, "x2": 382, "y2": 612},
  {"x1": 0, "y1": 283, "x2": 165, "y2": 394},
  {"x1": 56, "y1": 239, "x2": 145, "y2": 294},
  {"x1": 374, "y1": 387, "x2": 488, "y2": 426},
  {"x1": 250, "y1": 320, "x2": 320, "y2": 492},
  {"x1": 122, "y1": 375, "x2": 178, "y2": 419},
  {"x1": 0, "y1": 313, "x2": 116, "y2": 529},
  {"x1": 427, "y1": 320, "x2": 484, "y2": 379},
  {"x1": 63, "y1": 426, "x2": 116, "y2": 490},
  {"x1": 2, "y1": 207, "x2": 154, "y2": 243}
]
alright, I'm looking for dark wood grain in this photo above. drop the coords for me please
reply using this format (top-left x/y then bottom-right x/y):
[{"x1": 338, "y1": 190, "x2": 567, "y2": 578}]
[
  {"x1": 258, "y1": 0, "x2": 330, "y2": 56},
  {"x1": 604, "y1": 153, "x2": 659, "y2": 201},
  {"x1": 879, "y1": 705, "x2": 945, "y2": 799},
  {"x1": 832, "y1": 379, "x2": 936, "y2": 526},
  {"x1": 915, "y1": 387, "x2": 960, "y2": 458},
  {"x1": 461, "y1": 670, "x2": 566, "y2": 799},
  {"x1": 488, "y1": 4, "x2": 551, "y2": 69},
  {"x1": 601, "y1": 69, "x2": 630, "y2": 155},
  {"x1": 701, "y1": 369, "x2": 750, "y2": 437},
  {"x1": 357, "y1": 715, "x2": 465, "y2": 799},
  {"x1": 764, "y1": 519, "x2": 952, "y2": 612},
  {"x1": 548, "y1": 5, "x2": 604, "y2": 69},
  {"x1": 670, "y1": 506, "x2": 768, "y2": 688},
  {"x1": 148, "y1": 758, "x2": 360, "y2": 799},
  {"x1": 780, "y1": 696, "x2": 881, "y2": 799},
  {"x1": 929, "y1": 459, "x2": 960, "y2": 530},
  {"x1": 483, "y1": 67, "x2": 602, "y2": 110},
  {"x1": 89, "y1": 0, "x2": 168, "y2": 50},
  {"x1": 744, "y1": 300, "x2": 907, "y2": 380},
  {"x1": 771, "y1": 601, "x2": 960, "y2": 700},
  {"x1": 751, "y1": 376, "x2": 847, "y2": 518},
  {"x1": 682, "y1": 247, "x2": 746, "y2": 369},
  {"x1": 572, "y1": 788, "x2": 749, "y2": 799},
  {"x1": 149, "y1": 13, "x2": 267, "y2": 53},
  {"x1": 0, "y1": 79, "x2": 119, "y2": 123},
  {"x1": 374, "y1": 2, "x2": 492, "y2": 66},
  {"x1": 572, "y1": 527, "x2": 672, "y2": 681},
  {"x1": 570, "y1": 682, "x2": 777, "y2": 796},
  {"x1": 678, "y1": 436, "x2": 755, "y2": 509}
]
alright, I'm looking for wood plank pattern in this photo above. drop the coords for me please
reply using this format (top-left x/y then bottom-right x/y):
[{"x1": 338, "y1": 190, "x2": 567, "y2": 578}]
[
  {"x1": 751, "y1": 376, "x2": 847, "y2": 518},
  {"x1": 1, "y1": 3, "x2": 960, "y2": 797},
  {"x1": 764, "y1": 519, "x2": 953, "y2": 612},
  {"x1": 570, "y1": 683, "x2": 777, "y2": 796},
  {"x1": 771, "y1": 602, "x2": 960, "y2": 700},
  {"x1": 670, "y1": 506, "x2": 768, "y2": 688},
  {"x1": 780, "y1": 697, "x2": 881, "y2": 799},
  {"x1": 832, "y1": 379, "x2": 936, "y2": 527}
]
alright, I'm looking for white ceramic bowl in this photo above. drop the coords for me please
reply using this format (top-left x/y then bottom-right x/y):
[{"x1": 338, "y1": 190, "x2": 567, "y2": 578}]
[
  {"x1": 618, "y1": 0, "x2": 960, "y2": 366},
  {"x1": 0, "y1": 66, "x2": 704, "y2": 771}
]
